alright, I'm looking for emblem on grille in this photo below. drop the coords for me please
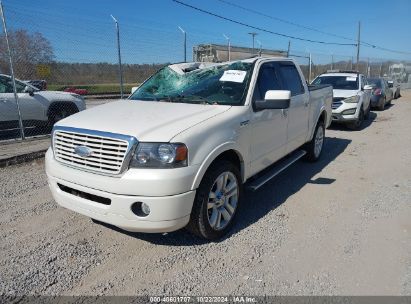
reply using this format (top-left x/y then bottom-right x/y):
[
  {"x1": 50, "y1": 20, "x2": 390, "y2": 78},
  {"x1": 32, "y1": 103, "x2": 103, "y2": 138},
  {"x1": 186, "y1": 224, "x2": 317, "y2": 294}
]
[{"x1": 74, "y1": 145, "x2": 93, "y2": 158}]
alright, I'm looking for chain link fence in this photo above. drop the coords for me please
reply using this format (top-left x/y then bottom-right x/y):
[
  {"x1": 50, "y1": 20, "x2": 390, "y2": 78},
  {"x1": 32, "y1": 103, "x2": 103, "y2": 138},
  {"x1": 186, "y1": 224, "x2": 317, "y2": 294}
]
[{"x1": 0, "y1": 1, "x2": 410, "y2": 143}]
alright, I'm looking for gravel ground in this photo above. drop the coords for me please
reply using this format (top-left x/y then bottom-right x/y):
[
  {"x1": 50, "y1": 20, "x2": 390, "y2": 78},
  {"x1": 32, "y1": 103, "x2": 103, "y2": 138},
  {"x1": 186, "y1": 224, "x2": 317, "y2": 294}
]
[{"x1": 0, "y1": 92, "x2": 410, "y2": 297}]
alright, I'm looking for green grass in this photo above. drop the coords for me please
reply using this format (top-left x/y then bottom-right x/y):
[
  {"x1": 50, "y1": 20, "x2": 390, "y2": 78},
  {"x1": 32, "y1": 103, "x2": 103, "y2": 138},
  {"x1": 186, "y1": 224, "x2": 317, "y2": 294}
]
[{"x1": 47, "y1": 83, "x2": 139, "y2": 95}]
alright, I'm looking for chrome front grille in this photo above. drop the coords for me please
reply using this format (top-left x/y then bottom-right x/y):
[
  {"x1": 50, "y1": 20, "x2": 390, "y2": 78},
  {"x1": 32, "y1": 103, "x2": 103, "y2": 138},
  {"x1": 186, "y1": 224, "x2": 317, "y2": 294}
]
[
  {"x1": 52, "y1": 127, "x2": 136, "y2": 175},
  {"x1": 332, "y1": 97, "x2": 344, "y2": 109}
]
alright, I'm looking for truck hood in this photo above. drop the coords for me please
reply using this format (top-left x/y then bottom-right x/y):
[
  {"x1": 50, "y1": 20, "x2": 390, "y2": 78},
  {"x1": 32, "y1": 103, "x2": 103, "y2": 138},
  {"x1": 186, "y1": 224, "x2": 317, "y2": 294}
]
[
  {"x1": 333, "y1": 89, "x2": 359, "y2": 99},
  {"x1": 56, "y1": 100, "x2": 231, "y2": 142}
]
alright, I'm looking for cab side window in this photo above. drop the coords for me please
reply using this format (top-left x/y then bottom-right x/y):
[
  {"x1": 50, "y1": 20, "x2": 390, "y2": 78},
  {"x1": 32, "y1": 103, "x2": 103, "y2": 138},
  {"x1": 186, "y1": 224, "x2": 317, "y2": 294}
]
[
  {"x1": 0, "y1": 76, "x2": 26, "y2": 93},
  {"x1": 0, "y1": 76, "x2": 13, "y2": 93},
  {"x1": 252, "y1": 63, "x2": 281, "y2": 102},
  {"x1": 278, "y1": 63, "x2": 305, "y2": 96}
]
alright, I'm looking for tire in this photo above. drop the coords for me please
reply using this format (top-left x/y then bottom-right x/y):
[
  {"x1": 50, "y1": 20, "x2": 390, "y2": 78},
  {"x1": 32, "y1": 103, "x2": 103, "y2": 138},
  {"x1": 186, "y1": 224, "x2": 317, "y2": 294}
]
[
  {"x1": 378, "y1": 97, "x2": 386, "y2": 111},
  {"x1": 364, "y1": 102, "x2": 371, "y2": 120},
  {"x1": 347, "y1": 108, "x2": 364, "y2": 130},
  {"x1": 186, "y1": 160, "x2": 243, "y2": 240},
  {"x1": 304, "y1": 120, "x2": 325, "y2": 162},
  {"x1": 48, "y1": 103, "x2": 78, "y2": 127}
]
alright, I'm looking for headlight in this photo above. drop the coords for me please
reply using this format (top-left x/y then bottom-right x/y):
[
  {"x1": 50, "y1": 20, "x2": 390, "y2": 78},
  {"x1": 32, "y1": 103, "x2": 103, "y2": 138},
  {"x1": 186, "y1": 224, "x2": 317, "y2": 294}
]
[
  {"x1": 344, "y1": 95, "x2": 360, "y2": 103},
  {"x1": 129, "y1": 143, "x2": 188, "y2": 168}
]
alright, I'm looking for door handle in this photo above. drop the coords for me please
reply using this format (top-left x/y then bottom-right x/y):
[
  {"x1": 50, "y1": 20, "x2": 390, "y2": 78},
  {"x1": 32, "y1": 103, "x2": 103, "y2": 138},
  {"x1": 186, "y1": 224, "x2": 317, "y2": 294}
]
[
  {"x1": 0, "y1": 99, "x2": 7, "y2": 103},
  {"x1": 304, "y1": 101, "x2": 309, "y2": 107},
  {"x1": 281, "y1": 109, "x2": 288, "y2": 118}
]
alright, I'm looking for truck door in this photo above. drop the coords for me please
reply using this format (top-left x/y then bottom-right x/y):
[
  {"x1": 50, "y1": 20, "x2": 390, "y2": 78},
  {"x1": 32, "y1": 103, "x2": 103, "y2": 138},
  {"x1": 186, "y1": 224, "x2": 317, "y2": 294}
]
[
  {"x1": 249, "y1": 62, "x2": 288, "y2": 176},
  {"x1": 277, "y1": 62, "x2": 309, "y2": 153}
]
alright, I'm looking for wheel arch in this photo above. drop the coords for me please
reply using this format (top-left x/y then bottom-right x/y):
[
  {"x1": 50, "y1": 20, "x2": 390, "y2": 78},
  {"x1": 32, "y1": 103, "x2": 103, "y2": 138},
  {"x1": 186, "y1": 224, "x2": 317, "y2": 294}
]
[
  {"x1": 309, "y1": 108, "x2": 327, "y2": 141},
  {"x1": 191, "y1": 143, "x2": 245, "y2": 190},
  {"x1": 47, "y1": 101, "x2": 79, "y2": 117}
]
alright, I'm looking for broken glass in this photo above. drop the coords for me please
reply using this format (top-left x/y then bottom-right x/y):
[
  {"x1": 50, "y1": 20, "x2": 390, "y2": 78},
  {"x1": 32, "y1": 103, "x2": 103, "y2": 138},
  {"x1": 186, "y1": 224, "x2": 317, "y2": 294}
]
[{"x1": 130, "y1": 61, "x2": 254, "y2": 105}]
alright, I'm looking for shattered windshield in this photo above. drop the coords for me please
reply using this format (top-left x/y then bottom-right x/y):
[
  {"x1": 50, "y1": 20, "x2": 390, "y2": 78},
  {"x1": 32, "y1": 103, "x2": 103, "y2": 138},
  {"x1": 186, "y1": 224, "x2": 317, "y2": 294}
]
[{"x1": 129, "y1": 61, "x2": 253, "y2": 105}]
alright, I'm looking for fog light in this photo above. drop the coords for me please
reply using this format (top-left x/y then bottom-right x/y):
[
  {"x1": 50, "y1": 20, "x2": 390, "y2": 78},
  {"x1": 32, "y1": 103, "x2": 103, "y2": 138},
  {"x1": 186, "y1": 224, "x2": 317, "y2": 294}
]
[
  {"x1": 342, "y1": 108, "x2": 356, "y2": 115},
  {"x1": 141, "y1": 202, "x2": 150, "y2": 215},
  {"x1": 131, "y1": 202, "x2": 150, "y2": 217}
]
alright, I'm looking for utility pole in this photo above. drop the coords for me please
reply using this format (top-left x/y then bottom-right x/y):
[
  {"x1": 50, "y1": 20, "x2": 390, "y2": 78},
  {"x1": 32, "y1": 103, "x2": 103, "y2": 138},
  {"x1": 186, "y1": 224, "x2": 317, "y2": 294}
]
[
  {"x1": 287, "y1": 41, "x2": 291, "y2": 57},
  {"x1": 223, "y1": 34, "x2": 231, "y2": 61},
  {"x1": 331, "y1": 53, "x2": 334, "y2": 70},
  {"x1": 367, "y1": 57, "x2": 370, "y2": 77},
  {"x1": 248, "y1": 32, "x2": 258, "y2": 54},
  {"x1": 0, "y1": 1, "x2": 25, "y2": 139},
  {"x1": 351, "y1": 56, "x2": 353, "y2": 70},
  {"x1": 309, "y1": 53, "x2": 312, "y2": 83},
  {"x1": 178, "y1": 26, "x2": 187, "y2": 62},
  {"x1": 356, "y1": 21, "x2": 361, "y2": 71},
  {"x1": 111, "y1": 15, "x2": 124, "y2": 99}
]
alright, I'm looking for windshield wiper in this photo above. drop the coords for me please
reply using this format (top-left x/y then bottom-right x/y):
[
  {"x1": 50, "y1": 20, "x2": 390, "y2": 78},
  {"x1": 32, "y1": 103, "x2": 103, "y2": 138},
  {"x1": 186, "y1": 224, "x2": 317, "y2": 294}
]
[{"x1": 173, "y1": 94, "x2": 216, "y2": 105}]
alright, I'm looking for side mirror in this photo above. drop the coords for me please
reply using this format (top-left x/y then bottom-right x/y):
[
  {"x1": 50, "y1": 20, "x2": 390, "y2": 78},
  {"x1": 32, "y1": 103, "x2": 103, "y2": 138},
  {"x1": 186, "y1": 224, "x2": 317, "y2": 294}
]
[
  {"x1": 24, "y1": 85, "x2": 35, "y2": 96},
  {"x1": 363, "y1": 85, "x2": 373, "y2": 91},
  {"x1": 387, "y1": 81, "x2": 394, "y2": 88},
  {"x1": 131, "y1": 86, "x2": 139, "y2": 94},
  {"x1": 255, "y1": 90, "x2": 291, "y2": 111}
]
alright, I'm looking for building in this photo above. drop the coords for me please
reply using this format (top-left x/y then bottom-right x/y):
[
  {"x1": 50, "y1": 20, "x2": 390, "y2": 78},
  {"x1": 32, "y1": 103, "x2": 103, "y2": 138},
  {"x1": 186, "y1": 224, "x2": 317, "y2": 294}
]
[{"x1": 193, "y1": 43, "x2": 287, "y2": 62}]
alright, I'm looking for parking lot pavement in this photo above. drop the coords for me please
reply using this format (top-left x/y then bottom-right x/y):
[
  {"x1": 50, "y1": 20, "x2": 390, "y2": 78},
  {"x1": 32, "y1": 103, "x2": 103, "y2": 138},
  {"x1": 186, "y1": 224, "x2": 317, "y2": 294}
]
[{"x1": 0, "y1": 92, "x2": 410, "y2": 296}]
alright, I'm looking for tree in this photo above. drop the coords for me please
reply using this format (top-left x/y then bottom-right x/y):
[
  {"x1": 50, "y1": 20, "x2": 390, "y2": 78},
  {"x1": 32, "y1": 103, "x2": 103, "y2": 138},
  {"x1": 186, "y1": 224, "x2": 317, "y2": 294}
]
[{"x1": 0, "y1": 29, "x2": 54, "y2": 79}]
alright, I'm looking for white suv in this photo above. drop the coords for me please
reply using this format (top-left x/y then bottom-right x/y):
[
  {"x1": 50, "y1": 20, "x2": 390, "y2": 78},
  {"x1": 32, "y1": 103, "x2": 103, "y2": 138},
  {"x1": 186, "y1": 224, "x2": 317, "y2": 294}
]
[{"x1": 312, "y1": 70, "x2": 372, "y2": 129}]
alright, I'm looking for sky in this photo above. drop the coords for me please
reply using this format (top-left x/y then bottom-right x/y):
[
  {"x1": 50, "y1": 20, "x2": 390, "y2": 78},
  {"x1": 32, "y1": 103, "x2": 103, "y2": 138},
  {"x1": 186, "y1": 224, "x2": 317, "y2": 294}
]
[{"x1": 3, "y1": 0, "x2": 411, "y2": 64}]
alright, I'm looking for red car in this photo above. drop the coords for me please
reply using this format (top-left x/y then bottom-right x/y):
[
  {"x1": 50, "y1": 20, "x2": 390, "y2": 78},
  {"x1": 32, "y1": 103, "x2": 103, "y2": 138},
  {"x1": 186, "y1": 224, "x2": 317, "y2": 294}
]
[{"x1": 64, "y1": 87, "x2": 88, "y2": 95}]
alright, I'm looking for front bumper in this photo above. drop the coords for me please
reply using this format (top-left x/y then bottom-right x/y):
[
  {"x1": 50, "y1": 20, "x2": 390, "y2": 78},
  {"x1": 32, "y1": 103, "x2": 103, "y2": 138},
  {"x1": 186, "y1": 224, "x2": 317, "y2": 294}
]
[
  {"x1": 45, "y1": 148, "x2": 197, "y2": 233},
  {"x1": 331, "y1": 101, "x2": 361, "y2": 122}
]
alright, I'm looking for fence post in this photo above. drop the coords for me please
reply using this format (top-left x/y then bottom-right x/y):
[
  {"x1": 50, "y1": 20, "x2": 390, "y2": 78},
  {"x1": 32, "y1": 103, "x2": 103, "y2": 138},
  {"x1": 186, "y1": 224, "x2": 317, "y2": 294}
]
[{"x1": 0, "y1": 1, "x2": 25, "y2": 140}]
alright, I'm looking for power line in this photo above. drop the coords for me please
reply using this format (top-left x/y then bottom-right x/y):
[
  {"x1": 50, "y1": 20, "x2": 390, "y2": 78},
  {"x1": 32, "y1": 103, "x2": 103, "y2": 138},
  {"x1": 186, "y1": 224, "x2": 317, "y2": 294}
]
[
  {"x1": 216, "y1": 0, "x2": 356, "y2": 43},
  {"x1": 171, "y1": 0, "x2": 356, "y2": 46},
  {"x1": 215, "y1": 0, "x2": 411, "y2": 55}
]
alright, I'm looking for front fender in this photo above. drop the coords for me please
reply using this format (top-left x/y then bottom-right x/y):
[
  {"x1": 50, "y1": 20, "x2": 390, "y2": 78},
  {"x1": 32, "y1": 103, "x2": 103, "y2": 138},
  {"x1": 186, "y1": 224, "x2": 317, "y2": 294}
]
[{"x1": 191, "y1": 142, "x2": 245, "y2": 190}]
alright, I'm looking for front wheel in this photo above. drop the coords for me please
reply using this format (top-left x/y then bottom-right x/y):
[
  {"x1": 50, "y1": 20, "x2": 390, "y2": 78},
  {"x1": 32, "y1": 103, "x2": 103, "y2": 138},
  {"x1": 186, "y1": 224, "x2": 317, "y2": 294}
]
[
  {"x1": 364, "y1": 102, "x2": 371, "y2": 120},
  {"x1": 304, "y1": 121, "x2": 325, "y2": 162},
  {"x1": 347, "y1": 108, "x2": 364, "y2": 130},
  {"x1": 186, "y1": 161, "x2": 242, "y2": 240}
]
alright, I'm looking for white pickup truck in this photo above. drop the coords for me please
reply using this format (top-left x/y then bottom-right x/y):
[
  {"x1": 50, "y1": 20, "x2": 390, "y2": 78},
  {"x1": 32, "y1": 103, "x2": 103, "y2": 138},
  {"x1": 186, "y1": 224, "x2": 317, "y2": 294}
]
[
  {"x1": 312, "y1": 70, "x2": 372, "y2": 130},
  {"x1": 46, "y1": 57, "x2": 332, "y2": 240}
]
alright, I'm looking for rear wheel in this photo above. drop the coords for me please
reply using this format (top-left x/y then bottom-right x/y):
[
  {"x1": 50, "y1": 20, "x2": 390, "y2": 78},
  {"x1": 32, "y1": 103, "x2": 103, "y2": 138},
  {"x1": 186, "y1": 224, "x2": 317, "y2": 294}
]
[
  {"x1": 186, "y1": 160, "x2": 242, "y2": 240},
  {"x1": 304, "y1": 120, "x2": 325, "y2": 162},
  {"x1": 378, "y1": 97, "x2": 386, "y2": 111}
]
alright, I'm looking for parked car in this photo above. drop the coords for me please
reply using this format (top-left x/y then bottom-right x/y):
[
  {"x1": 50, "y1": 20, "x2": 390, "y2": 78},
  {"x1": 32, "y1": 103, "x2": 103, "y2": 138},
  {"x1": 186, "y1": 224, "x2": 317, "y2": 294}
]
[
  {"x1": 64, "y1": 87, "x2": 88, "y2": 95},
  {"x1": 368, "y1": 78, "x2": 394, "y2": 110},
  {"x1": 312, "y1": 70, "x2": 372, "y2": 130},
  {"x1": 0, "y1": 74, "x2": 86, "y2": 134},
  {"x1": 386, "y1": 79, "x2": 401, "y2": 99},
  {"x1": 25, "y1": 79, "x2": 47, "y2": 91},
  {"x1": 46, "y1": 57, "x2": 332, "y2": 240}
]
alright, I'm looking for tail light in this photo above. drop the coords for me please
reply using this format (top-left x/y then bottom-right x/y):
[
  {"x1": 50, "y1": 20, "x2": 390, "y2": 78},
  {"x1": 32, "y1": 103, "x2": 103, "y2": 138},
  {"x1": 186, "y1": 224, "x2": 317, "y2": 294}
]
[{"x1": 373, "y1": 88, "x2": 382, "y2": 96}]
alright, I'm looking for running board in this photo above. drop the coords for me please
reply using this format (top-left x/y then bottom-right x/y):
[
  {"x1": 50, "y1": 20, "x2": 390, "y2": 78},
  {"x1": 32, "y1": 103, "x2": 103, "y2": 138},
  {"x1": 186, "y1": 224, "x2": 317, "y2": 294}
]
[{"x1": 247, "y1": 150, "x2": 307, "y2": 191}]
